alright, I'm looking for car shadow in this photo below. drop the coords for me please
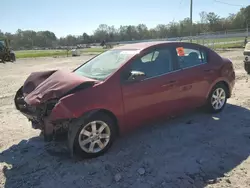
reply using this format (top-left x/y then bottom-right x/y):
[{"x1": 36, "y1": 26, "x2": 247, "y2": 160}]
[{"x1": 1, "y1": 103, "x2": 250, "y2": 188}]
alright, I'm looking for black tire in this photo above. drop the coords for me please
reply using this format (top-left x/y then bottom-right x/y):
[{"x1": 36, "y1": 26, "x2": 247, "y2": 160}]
[
  {"x1": 1, "y1": 55, "x2": 5, "y2": 63},
  {"x1": 205, "y1": 83, "x2": 228, "y2": 113},
  {"x1": 244, "y1": 62, "x2": 250, "y2": 74},
  {"x1": 72, "y1": 113, "x2": 117, "y2": 158},
  {"x1": 10, "y1": 53, "x2": 16, "y2": 62},
  {"x1": 245, "y1": 68, "x2": 250, "y2": 74}
]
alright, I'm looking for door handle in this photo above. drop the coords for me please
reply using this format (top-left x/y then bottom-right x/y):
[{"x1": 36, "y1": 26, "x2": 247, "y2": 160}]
[
  {"x1": 168, "y1": 80, "x2": 176, "y2": 84},
  {"x1": 162, "y1": 80, "x2": 177, "y2": 87},
  {"x1": 182, "y1": 85, "x2": 192, "y2": 91},
  {"x1": 204, "y1": 69, "x2": 214, "y2": 73}
]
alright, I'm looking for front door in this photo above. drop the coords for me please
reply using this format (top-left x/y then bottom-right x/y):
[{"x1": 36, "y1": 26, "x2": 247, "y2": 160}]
[{"x1": 120, "y1": 46, "x2": 183, "y2": 130}]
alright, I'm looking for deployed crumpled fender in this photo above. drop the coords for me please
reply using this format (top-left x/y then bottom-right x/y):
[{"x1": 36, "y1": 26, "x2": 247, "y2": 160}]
[{"x1": 23, "y1": 70, "x2": 97, "y2": 106}]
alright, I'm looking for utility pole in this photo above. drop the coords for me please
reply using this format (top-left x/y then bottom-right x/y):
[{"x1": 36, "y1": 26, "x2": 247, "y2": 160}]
[{"x1": 190, "y1": 0, "x2": 193, "y2": 42}]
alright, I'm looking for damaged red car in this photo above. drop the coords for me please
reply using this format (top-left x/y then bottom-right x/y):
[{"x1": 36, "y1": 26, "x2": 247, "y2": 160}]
[{"x1": 14, "y1": 41, "x2": 235, "y2": 158}]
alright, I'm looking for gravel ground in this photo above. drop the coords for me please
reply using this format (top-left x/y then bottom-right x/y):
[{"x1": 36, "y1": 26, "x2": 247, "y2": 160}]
[{"x1": 0, "y1": 49, "x2": 250, "y2": 188}]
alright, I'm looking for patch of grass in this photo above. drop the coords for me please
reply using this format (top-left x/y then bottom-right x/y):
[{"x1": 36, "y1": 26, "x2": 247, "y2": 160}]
[
  {"x1": 213, "y1": 42, "x2": 244, "y2": 49},
  {"x1": 80, "y1": 48, "x2": 106, "y2": 53},
  {"x1": 16, "y1": 48, "x2": 106, "y2": 58},
  {"x1": 16, "y1": 50, "x2": 67, "y2": 58},
  {"x1": 202, "y1": 41, "x2": 244, "y2": 49},
  {"x1": 188, "y1": 37, "x2": 244, "y2": 49},
  {"x1": 180, "y1": 37, "x2": 245, "y2": 43},
  {"x1": 15, "y1": 37, "x2": 246, "y2": 58},
  {"x1": 200, "y1": 37, "x2": 244, "y2": 43}
]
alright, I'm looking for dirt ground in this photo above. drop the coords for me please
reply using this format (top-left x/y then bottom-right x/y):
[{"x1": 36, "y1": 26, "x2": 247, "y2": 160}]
[{"x1": 0, "y1": 49, "x2": 250, "y2": 188}]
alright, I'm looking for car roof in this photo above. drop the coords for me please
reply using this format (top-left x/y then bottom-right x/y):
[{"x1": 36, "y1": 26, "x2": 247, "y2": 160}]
[{"x1": 113, "y1": 41, "x2": 199, "y2": 50}]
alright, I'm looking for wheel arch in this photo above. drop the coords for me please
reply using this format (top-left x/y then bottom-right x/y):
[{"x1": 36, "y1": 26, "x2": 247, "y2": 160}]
[
  {"x1": 94, "y1": 109, "x2": 120, "y2": 136},
  {"x1": 219, "y1": 81, "x2": 230, "y2": 98},
  {"x1": 80, "y1": 108, "x2": 120, "y2": 136},
  {"x1": 206, "y1": 80, "x2": 231, "y2": 99}
]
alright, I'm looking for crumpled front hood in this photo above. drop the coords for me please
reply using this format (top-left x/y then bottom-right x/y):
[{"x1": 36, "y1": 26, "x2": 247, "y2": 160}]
[{"x1": 23, "y1": 69, "x2": 97, "y2": 106}]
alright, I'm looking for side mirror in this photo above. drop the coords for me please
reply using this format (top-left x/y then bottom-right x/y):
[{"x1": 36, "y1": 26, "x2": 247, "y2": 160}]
[{"x1": 127, "y1": 70, "x2": 146, "y2": 82}]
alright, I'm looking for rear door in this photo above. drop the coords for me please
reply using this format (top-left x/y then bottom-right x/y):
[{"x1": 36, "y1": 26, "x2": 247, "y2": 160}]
[{"x1": 174, "y1": 44, "x2": 217, "y2": 110}]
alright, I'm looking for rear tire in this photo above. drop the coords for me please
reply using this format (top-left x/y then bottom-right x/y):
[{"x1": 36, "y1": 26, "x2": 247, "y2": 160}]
[
  {"x1": 205, "y1": 83, "x2": 228, "y2": 113},
  {"x1": 72, "y1": 113, "x2": 117, "y2": 158}
]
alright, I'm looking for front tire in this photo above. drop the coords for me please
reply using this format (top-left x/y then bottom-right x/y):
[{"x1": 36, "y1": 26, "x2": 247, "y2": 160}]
[
  {"x1": 73, "y1": 113, "x2": 116, "y2": 158},
  {"x1": 206, "y1": 83, "x2": 228, "y2": 113}
]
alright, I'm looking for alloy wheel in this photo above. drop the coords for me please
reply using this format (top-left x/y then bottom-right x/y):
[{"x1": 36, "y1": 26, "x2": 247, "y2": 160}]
[
  {"x1": 78, "y1": 121, "x2": 111, "y2": 153},
  {"x1": 211, "y1": 88, "x2": 226, "y2": 110}
]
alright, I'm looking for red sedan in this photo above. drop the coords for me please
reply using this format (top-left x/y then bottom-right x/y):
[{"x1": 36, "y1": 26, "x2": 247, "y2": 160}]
[{"x1": 14, "y1": 41, "x2": 235, "y2": 158}]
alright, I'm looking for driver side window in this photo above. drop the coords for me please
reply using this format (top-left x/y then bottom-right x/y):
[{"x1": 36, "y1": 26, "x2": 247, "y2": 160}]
[{"x1": 130, "y1": 48, "x2": 174, "y2": 79}]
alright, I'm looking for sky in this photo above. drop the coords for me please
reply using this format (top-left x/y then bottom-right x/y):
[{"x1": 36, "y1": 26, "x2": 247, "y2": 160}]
[{"x1": 1, "y1": 0, "x2": 249, "y2": 38}]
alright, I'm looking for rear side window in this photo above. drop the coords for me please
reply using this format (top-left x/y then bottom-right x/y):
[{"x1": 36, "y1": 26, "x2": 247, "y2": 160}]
[{"x1": 176, "y1": 46, "x2": 208, "y2": 69}]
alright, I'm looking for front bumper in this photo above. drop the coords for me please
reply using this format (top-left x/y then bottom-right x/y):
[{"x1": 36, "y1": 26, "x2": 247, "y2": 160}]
[
  {"x1": 14, "y1": 87, "x2": 44, "y2": 129},
  {"x1": 14, "y1": 86, "x2": 68, "y2": 141}
]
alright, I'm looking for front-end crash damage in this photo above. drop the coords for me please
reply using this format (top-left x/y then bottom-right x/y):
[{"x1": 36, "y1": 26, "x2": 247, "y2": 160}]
[{"x1": 14, "y1": 69, "x2": 97, "y2": 141}]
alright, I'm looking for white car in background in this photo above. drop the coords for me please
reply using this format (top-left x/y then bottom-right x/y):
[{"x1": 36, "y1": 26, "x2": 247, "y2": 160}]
[{"x1": 71, "y1": 48, "x2": 81, "y2": 56}]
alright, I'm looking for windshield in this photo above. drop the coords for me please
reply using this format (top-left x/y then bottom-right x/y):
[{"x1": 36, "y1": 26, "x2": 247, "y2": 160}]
[{"x1": 74, "y1": 49, "x2": 139, "y2": 80}]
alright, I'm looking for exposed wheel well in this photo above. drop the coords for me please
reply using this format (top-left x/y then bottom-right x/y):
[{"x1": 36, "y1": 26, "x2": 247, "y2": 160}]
[{"x1": 94, "y1": 109, "x2": 120, "y2": 136}]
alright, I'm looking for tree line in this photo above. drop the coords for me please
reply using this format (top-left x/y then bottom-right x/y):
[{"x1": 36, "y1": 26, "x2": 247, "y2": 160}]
[{"x1": 1, "y1": 5, "x2": 249, "y2": 50}]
